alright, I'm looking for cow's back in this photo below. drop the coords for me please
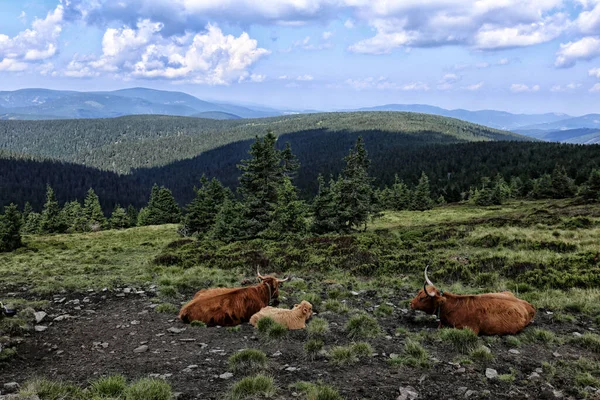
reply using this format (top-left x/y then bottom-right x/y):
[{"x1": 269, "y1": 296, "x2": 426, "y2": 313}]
[{"x1": 180, "y1": 288, "x2": 266, "y2": 326}]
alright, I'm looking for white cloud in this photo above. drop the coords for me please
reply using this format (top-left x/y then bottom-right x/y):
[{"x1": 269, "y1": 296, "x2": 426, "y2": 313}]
[
  {"x1": 65, "y1": 22, "x2": 269, "y2": 84},
  {"x1": 322, "y1": 31, "x2": 333, "y2": 40},
  {"x1": 296, "y1": 74, "x2": 313, "y2": 81},
  {"x1": 550, "y1": 83, "x2": 582, "y2": 92},
  {"x1": 402, "y1": 82, "x2": 430, "y2": 91},
  {"x1": 590, "y1": 67, "x2": 600, "y2": 78},
  {"x1": 18, "y1": 11, "x2": 27, "y2": 24},
  {"x1": 345, "y1": 76, "x2": 430, "y2": 91},
  {"x1": 464, "y1": 81, "x2": 484, "y2": 91},
  {"x1": 437, "y1": 73, "x2": 461, "y2": 90},
  {"x1": 590, "y1": 83, "x2": 600, "y2": 92},
  {"x1": 497, "y1": 58, "x2": 510, "y2": 65},
  {"x1": 510, "y1": 83, "x2": 540, "y2": 92},
  {"x1": 0, "y1": 5, "x2": 63, "y2": 71},
  {"x1": 344, "y1": 19, "x2": 355, "y2": 29},
  {"x1": 575, "y1": 1, "x2": 600, "y2": 34},
  {"x1": 555, "y1": 36, "x2": 600, "y2": 68}
]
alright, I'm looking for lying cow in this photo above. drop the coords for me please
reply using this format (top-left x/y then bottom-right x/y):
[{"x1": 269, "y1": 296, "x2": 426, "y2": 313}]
[
  {"x1": 179, "y1": 269, "x2": 288, "y2": 327},
  {"x1": 249, "y1": 300, "x2": 313, "y2": 330},
  {"x1": 410, "y1": 266, "x2": 536, "y2": 335}
]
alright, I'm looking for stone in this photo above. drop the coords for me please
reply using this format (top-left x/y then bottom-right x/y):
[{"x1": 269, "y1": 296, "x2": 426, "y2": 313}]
[
  {"x1": 53, "y1": 314, "x2": 72, "y2": 322},
  {"x1": 34, "y1": 311, "x2": 47, "y2": 323},
  {"x1": 3, "y1": 382, "x2": 19, "y2": 392},
  {"x1": 552, "y1": 352, "x2": 561, "y2": 358},
  {"x1": 535, "y1": 368, "x2": 543, "y2": 374},
  {"x1": 528, "y1": 372, "x2": 541, "y2": 381},
  {"x1": 34, "y1": 325, "x2": 48, "y2": 332},
  {"x1": 397, "y1": 386, "x2": 418, "y2": 400},
  {"x1": 133, "y1": 345, "x2": 149, "y2": 353},
  {"x1": 465, "y1": 390, "x2": 478, "y2": 398},
  {"x1": 456, "y1": 387, "x2": 468, "y2": 396},
  {"x1": 272, "y1": 351, "x2": 282, "y2": 357},
  {"x1": 285, "y1": 367, "x2": 298, "y2": 372},
  {"x1": 573, "y1": 332, "x2": 583, "y2": 337},
  {"x1": 219, "y1": 372, "x2": 234, "y2": 380},
  {"x1": 485, "y1": 368, "x2": 498, "y2": 379},
  {"x1": 509, "y1": 349, "x2": 520, "y2": 354},
  {"x1": 168, "y1": 327, "x2": 186, "y2": 334},
  {"x1": 455, "y1": 368, "x2": 466, "y2": 374}
]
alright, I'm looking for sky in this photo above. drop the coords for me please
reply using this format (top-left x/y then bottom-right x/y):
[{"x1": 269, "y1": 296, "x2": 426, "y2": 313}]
[{"x1": 1, "y1": 1, "x2": 600, "y2": 115}]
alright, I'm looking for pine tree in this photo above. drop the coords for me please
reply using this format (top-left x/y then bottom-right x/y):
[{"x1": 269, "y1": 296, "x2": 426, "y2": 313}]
[
  {"x1": 61, "y1": 200, "x2": 86, "y2": 233},
  {"x1": 311, "y1": 175, "x2": 340, "y2": 234},
  {"x1": 110, "y1": 205, "x2": 129, "y2": 229},
  {"x1": 266, "y1": 176, "x2": 307, "y2": 238},
  {"x1": 209, "y1": 199, "x2": 247, "y2": 242},
  {"x1": 336, "y1": 137, "x2": 374, "y2": 231},
  {"x1": 410, "y1": 172, "x2": 434, "y2": 211},
  {"x1": 491, "y1": 174, "x2": 510, "y2": 205},
  {"x1": 22, "y1": 202, "x2": 33, "y2": 225},
  {"x1": 436, "y1": 195, "x2": 447, "y2": 206},
  {"x1": 183, "y1": 175, "x2": 232, "y2": 236},
  {"x1": 551, "y1": 165, "x2": 576, "y2": 198},
  {"x1": 281, "y1": 142, "x2": 300, "y2": 178},
  {"x1": 40, "y1": 185, "x2": 66, "y2": 233},
  {"x1": 83, "y1": 188, "x2": 107, "y2": 230},
  {"x1": 531, "y1": 174, "x2": 554, "y2": 199},
  {"x1": 141, "y1": 184, "x2": 181, "y2": 225},
  {"x1": 237, "y1": 132, "x2": 288, "y2": 238},
  {"x1": 137, "y1": 207, "x2": 150, "y2": 226},
  {"x1": 22, "y1": 212, "x2": 42, "y2": 235},
  {"x1": 126, "y1": 205, "x2": 139, "y2": 227},
  {"x1": 390, "y1": 175, "x2": 411, "y2": 210},
  {"x1": 0, "y1": 204, "x2": 23, "y2": 252},
  {"x1": 581, "y1": 168, "x2": 600, "y2": 202}
]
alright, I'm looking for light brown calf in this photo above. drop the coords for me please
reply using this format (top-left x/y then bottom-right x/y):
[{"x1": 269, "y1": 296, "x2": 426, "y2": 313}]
[{"x1": 249, "y1": 300, "x2": 313, "y2": 330}]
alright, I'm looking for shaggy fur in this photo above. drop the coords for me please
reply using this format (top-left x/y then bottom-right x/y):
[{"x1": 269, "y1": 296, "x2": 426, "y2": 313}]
[
  {"x1": 410, "y1": 286, "x2": 536, "y2": 335},
  {"x1": 179, "y1": 277, "x2": 283, "y2": 327},
  {"x1": 249, "y1": 301, "x2": 313, "y2": 330}
]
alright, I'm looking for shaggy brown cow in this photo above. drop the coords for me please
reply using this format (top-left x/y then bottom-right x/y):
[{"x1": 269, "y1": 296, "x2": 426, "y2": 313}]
[
  {"x1": 410, "y1": 266, "x2": 536, "y2": 335},
  {"x1": 249, "y1": 300, "x2": 313, "y2": 330},
  {"x1": 179, "y1": 269, "x2": 288, "y2": 327}
]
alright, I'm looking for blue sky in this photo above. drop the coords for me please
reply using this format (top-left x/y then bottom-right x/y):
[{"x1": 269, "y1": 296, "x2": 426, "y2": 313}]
[{"x1": 1, "y1": 0, "x2": 600, "y2": 115}]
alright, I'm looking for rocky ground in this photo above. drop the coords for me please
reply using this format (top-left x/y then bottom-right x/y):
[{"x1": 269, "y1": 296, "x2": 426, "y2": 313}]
[{"x1": 2, "y1": 282, "x2": 600, "y2": 400}]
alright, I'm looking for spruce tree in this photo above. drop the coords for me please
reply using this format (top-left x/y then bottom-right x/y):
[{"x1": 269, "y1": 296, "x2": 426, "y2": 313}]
[
  {"x1": 142, "y1": 185, "x2": 181, "y2": 225},
  {"x1": 84, "y1": 188, "x2": 106, "y2": 230},
  {"x1": 390, "y1": 175, "x2": 411, "y2": 210},
  {"x1": 281, "y1": 142, "x2": 300, "y2": 178},
  {"x1": 40, "y1": 185, "x2": 66, "y2": 233},
  {"x1": 126, "y1": 205, "x2": 139, "y2": 227},
  {"x1": 61, "y1": 200, "x2": 86, "y2": 233},
  {"x1": 237, "y1": 132, "x2": 287, "y2": 238},
  {"x1": 110, "y1": 205, "x2": 129, "y2": 229},
  {"x1": 183, "y1": 175, "x2": 231, "y2": 236},
  {"x1": 410, "y1": 172, "x2": 434, "y2": 211},
  {"x1": 266, "y1": 176, "x2": 307, "y2": 238},
  {"x1": 336, "y1": 137, "x2": 374, "y2": 231},
  {"x1": 22, "y1": 202, "x2": 33, "y2": 225},
  {"x1": 0, "y1": 204, "x2": 23, "y2": 252},
  {"x1": 209, "y1": 199, "x2": 246, "y2": 242},
  {"x1": 311, "y1": 175, "x2": 340, "y2": 234},
  {"x1": 551, "y1": 165, "x2": 576, "y2": 198},
  {"x1": 22, "y1": 212, "x2": 42, "y2": 234},
  {"x1": 531, "y1": 174, "x2": 554, "y2": 199},
  {"x1": 581, "y1": 168, "x2": 600, "y2": 202}
]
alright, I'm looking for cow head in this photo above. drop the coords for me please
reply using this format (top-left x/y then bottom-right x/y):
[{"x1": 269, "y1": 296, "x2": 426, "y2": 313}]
[
  {"x1": 410, "y1": 266, "x2": 447, "y2": 314},
  {"x1": 294, "y1": 300, "x2": 314, "y2": 321},
  {"x1": 257, "y1": 268, "x2": 288, "y2": 306}
]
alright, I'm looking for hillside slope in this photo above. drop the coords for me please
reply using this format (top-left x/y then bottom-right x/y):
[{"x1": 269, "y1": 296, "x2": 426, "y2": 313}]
[
  {"x1": 0, "y1": 112, "x2": 530, "y2": 173},
  {"x1": 520, "y1": 114, "x2": 600, "y2": 131}
]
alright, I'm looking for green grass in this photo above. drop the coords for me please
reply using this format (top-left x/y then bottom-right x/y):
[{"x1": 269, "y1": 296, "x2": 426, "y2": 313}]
[
  {"x1": 523, "y1": 328, "x2": 559, "y2": 345},
  {"x1": 438, "y1": 328, "x2": 479, "y2": 354},
  {"x1": 304, "y1": 339, "x2": 324, "y2": 359},
  {"x1": 350, "y1": 342, "x2": 374, "y2": 358},
  {"x1": 293, "y1": 381, "x2": 343, "y2": 400},
  {"x1": 575, "y1": 372, "x2": 600, "y2": 388},
  {"x1": 154, "y1": 303, "x2": 179, "y2": 314},
  {"x1": 329, "y1": 345, "x2": 358, "y2": 365},
  {"x1": 505, "y1": 336, "x2": 521, "y2": 348},
  {"x1": 0, "y1": 347, "x2": 17, "y2": 362},
  {"x1": 388, "y1": 339, "x2": 430, "y2": 369},
  {"x1": 20, "y1": 378, "x2": 84, "y2": 399},
  {"x1": 228, "y1": 349, "x2": 268, "y2": 374},
  {"x1": 374, "y1": 304, "x2": 394, "y2": 317},
  {"x1": 300, "y1": 293, "x2": 322, "y2": 307},
  {"x1": 322, "y1": 299, "x2": 349, "y2": 314},
  {"x1": 498, "y1": 370, "x2": 516, "y2": 383},
  {"x1": 470, "y1": 345, "x2": 494, "y2": 362},
  {"x1": 0, "y1": 318, "x2": 28, "y2": 335},
  {"x1": 570, "y1": 333, "x2": 600, "y2": 353},
  {"x1": 123, "y1": 378, "x2": 172, "y2": 400},
  {"x1": 345, "y1": 314, "x2": 381, "y2": 339},
  {"x1": 89, "y1": 375, "x2": 127, "y2": 398},
  {"x1": 227, "y1": 326, "x2": 241, "y2": 333},
  {"x1": 307, "y1": 318, "x2": 329, "y2": 337},
  {"x1": 256, "y1": 317, "x2": 287, "y2": 341},
  {"x1": 190, "y1": 320, "x2": 207, "y2": 328},
  {"x1": 227, "y1": 375, "x2": 276, "y2": 400}
]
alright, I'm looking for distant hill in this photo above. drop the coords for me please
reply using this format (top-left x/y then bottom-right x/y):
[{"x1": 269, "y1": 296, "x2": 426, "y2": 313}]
[
  {"x1": 0, "y1": 88, "x2": 280, "y2": 119},
  {"x1": 0, "y1": 112, "x2": 530, "y2": 173},
  {"x1": 518, "y1": 114, "x2": 600, "y2": 131},
  {"x1": 191, "y1": 111, "x2": 241, "y2": 120},
  {"x1": 356, "y1": 104, "x2": 570, "y2": 131},
  {"x1": 514, "y1": 128, "x2": 600, "y2": 144}
]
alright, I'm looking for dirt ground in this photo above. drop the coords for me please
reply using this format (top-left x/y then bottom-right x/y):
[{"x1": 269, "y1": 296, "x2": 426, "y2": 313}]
[{"x1": 1, "y1": 285, "x2": 599, "y2": 400}]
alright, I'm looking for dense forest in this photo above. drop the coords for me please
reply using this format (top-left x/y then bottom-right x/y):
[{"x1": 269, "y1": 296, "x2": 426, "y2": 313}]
[{"x1": 0, "y1": 112, "x2": 527, "y2": 173}]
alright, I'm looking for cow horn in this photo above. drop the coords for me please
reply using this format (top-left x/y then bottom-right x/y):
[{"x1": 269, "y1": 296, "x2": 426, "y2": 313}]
[
  {"x1": 257, "y1": 267, "x2": 265, "y2": 280},
  {"x1": 277, "y1": 276, "x2": 289, "y2": 283},
  {"x1": 424, "y1": 265, "x2": 436, "y2": 297}
]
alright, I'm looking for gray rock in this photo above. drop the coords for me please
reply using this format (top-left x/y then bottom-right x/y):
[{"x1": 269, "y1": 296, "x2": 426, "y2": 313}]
[
  {"x1": 133, "y1": 345, "x2": 149, "y2": 353},
  {"x1": 34, "y1": 325, "x2": 48, "y2": 332},
  {"x1": 573, "y1": 332, "x2": 583, "y2": 337},
  {"x1": 485, "y1": 368, "x2": 498, "y2": 379},
  {"x1": 509, "y1": 349, "x2": 520, "y2": 354},
  {"x1": 528, "y1": 372, "x2": 541, "y2": 381},
  {"x1": 397, "y1": 386, "x2": 418, "y2": 400},
  {"x1": 53, "y1": 314, "x2": 72, "y2": 322},
  {"x1": 465, "y1": 390, "x2": 478, "y2": 398},
  {"x1": 0, "y1": 395, "x2": 40, "y2": 400},
  {"x1": 168, "y1": 327, "x2": 186, "y2": 334},
  {"x1": 34, "y1": 311, "x2": 47, "y2": 323},
  {"x1": 456, "y1": 387, "x2": 468, "y2": 396},
  {"x1": 3, "y1": 382, "x2": 19, "y2": 392},
  {"x1": 272, "y1": 351, "x2": 282, "y2": 357},
  {"x1": 285, "y1": 367, "x2": 299, "y2": 372},
  {"x1": 219, "y1": 372, "x2": 234, "y2": 380},
  {"x1": 455, "y1": 368, "x2": 466, "y2": 374}
]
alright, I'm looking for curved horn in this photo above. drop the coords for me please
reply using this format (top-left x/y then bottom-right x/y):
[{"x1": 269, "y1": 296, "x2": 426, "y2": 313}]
[
  {"x1": 257, "y1": 267, "x2": 265, "y2": 280},
  {"x1": 277, "y1": 276, "x2": 289, "y2": 283},
  {"x1": 424, "y1": 265, "x2": 436, "y2": 297}
]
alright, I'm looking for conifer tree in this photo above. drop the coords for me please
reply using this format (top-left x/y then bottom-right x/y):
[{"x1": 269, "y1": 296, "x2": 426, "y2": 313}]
[
  {"x1": 22, "y1": 202, "x2": 33, "y2": 225},
  {"x1": 209, "y1": 198, "x2": 246, "y2": 242},
  {"x1": 84, "y1": 188, "x2": 106, "y2": 230},
  {"x1": 61, "y1": 200, "x2": 86, "y2": 233},
  {"x1": 581, "y1": 168, "x2": 600, "y2": 202},
  {"x1": 311, "y1": 175, "x2": 340, "y2": 234},
  {"x1": 126, "y1": 205, "x2": 139, "y2": 227},
  {"x1": 336, "y1": 137, "x2": 374, "y2": 231},
  {"x1": 183, "y1": 175, "x2": 231, "y2": 236},
  {"x1": 266, "y1": 176, "x2": 307, "y2": 238},
  {"x1": 141, "y1": 184, "x2": 181, "y2": 225},
  {"x1": 22, "y1": 212, "x2": 42, "y2": 234},
  {"x1": 550, "y1": 165, "x2": 576, "y2": 198},
  {"x1": 110, "y1": 205, "x2": 129, "y2": 229},
  {"x1": 40, "y1": 185, "x2": 66, "y2": 233},
  {"x1": 0, "y1": 204, "x2": 23, "y2": 252},
  {"x1": 531, "y1": 174, "x2": 554, "y2": 199},
  {"x1": 410, "y1": 172, "x2": 434, "y2": 211},
  {"x1": 390, "y1": 175, "x2": 411, "y2": 210}
]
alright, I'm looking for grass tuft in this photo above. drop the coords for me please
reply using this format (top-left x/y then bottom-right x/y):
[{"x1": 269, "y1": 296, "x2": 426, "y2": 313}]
[
  {"x1": 304, "y1": 339, "x2": 324, "y2": 359},
  {"x1": 307, "y1": 318, "x2": 329, "y2": 337},
  {"x1": 570, "y1": 333, "x2": 600, "y2": 353},
  {"x1": 227, "y1": 374, "x2": 276, "y2": 400},
  {"x1": 345, "y1": 314, "x2": 381, "y2": 339},
  {"x1": 19, "y1": 378, "x2": 84, "y2": 399},
  {"x1": 89, "y1": 375, "x2": 127, "y2": 398},
  {"x1": 329, "y1": 346, "x2": 357, "y2": 365},
  {"x1": 228, "y1": 349, "x2": 268, "y2": 374},
  {"x1": 438, "y1": 328, "x2": 479, "y2": 354},
  {"x1": 523, "y1": 328, "x2": 558, "y2": 345},
  {"x1": 293, "y1": 381, "x2": 343, "y2": 400},
  {"x1": 374, "y1": 304, "x2": 394, "y2": 317},
  {"x1": 190, "y1": 320, "x2": 207, "y2": 328},
  {"x1": 505, "y1": 336, "x2": 521, "y2": 348},
  {"x1": 470, "y1": 346, "x2": 494, "y2": 362},
  {"x1": 123, "y1": 378, "x2": 172, "y2": 400},
  {"x1": 300, "y1": 293, "x2": 322, "y2": 307},
  {"x1": 323, "y1": 299, "x2": 349, "y2": 314},
  {"x1": 154, "y1": 303, "x2": 179, "y2": 314},
  {"x1": 388, "y1": 339, "x2": 430, "y2": 368}
]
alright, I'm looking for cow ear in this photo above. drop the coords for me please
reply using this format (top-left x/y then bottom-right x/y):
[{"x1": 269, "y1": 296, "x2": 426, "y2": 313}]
[{"x1": 294, "y1": 304, "x2": 299, "y2": 308}]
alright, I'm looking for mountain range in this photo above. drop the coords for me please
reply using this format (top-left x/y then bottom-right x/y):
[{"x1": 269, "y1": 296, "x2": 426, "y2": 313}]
[{"x1": 0, "y1": 87, "x2": 599, "y2": 144}]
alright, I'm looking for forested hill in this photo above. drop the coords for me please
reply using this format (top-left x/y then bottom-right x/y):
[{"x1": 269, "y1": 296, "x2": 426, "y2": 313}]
[{"x1": 0, "y1": 112, "x2": 529, "y2": 173}]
